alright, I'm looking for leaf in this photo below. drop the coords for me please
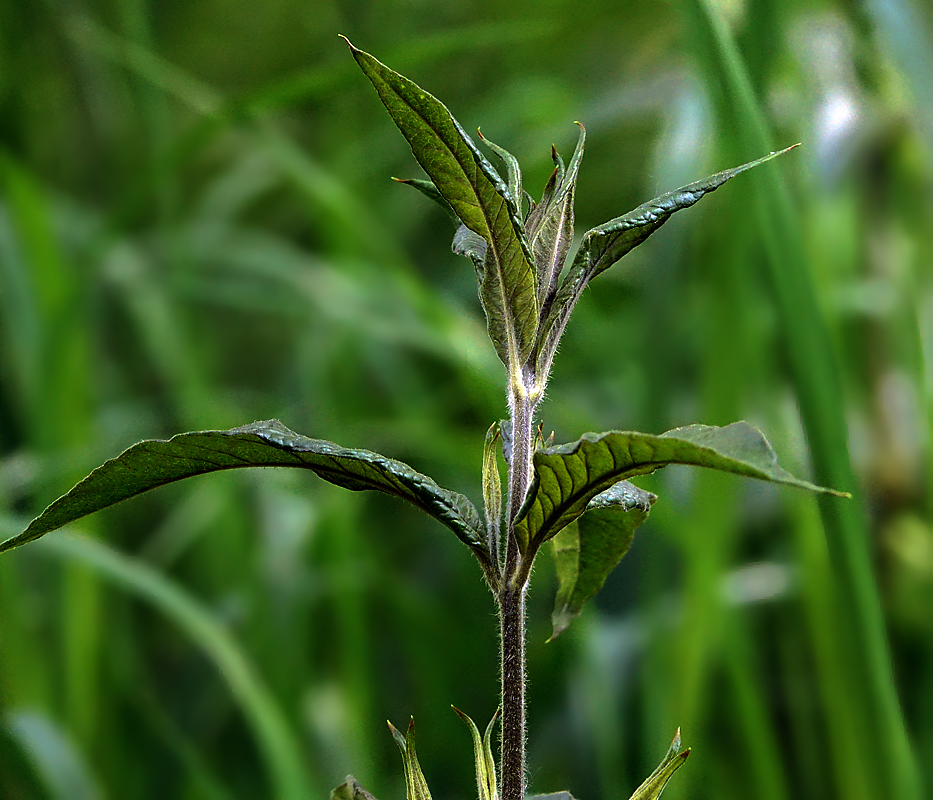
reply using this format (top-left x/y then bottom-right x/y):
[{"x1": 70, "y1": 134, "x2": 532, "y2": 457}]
[
  {"x1": 388, "y1": 718, "x2": 433, "y2": 800},
  {"x1": 392, "y1": 177, "x2": 458, "y2": 222},
  {"x1": 452, "y1": 707, "x2": 498, "y2": 800},
  {"x1": 528, "y1": 794, "x2": 577, "y2": 800},
  {"x1": 515, "y1": 420, "x2": 846, "y2": 553},
  {"x1": 0, "y1": 420, "x2": 488, "y2": 566},
  {"x1": 525, "y1": 124, "x2": 585, "y2": 314},
  {"x1": 478, "y1": 129, "x2": 524, "y2": 220},
  {"x1": 536, "y1": 146, "x2": 799, "y2": 373},
  {"x1": 549, "y1": 480, "x2": 655, "y2": 640},
  {"x1": 629, "y1": 729, "x2": 690, "y2": 800},
  {"x1": 344, "y1": 38, "x2": 539, "y2": 371},
  {"x1": 331, "y1": 775, "x2": 379, "y2": 800},
  {"x1": 482, "y1": 423, "x2": 503, "y2": 556}
]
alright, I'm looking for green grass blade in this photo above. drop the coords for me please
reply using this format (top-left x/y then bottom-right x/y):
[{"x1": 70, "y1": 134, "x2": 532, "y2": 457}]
[
  {"x1": 3, "y1": 710, "x2": 103, "y2": 800},
  {"x1": 34, "y1": 533, "x2": 314, "y2": 800},
  {"x1": 682, "y1": 1, "x2": 922, "y2": 797}
]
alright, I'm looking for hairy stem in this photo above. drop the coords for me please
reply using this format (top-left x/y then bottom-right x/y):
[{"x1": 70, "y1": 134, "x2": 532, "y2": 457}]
[
  {"x1": 500, "y1": 378, "x2": 537, "y2": 800},
  {"x1": 499, "y1": 584, "x2": 527, "y2": 800}
]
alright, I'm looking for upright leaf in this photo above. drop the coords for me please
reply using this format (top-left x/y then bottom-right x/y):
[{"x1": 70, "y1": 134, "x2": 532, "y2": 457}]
[
  {"x1": 452, "y1": 707, "x2": 498, "y2": 800},
  {"x1": 478, "y1": 130, "x2": 523, "y2": 220},
  {"x1": 482, "y1": 423, "x2": 503, "y2": 558},
  {"x1": 628, "y1": 729, "x2": 690, "y2": 800},
  {"x1": 515, "y1": 420, "x2": 845, "y2": 552},
  {"x1": 525, "y1": 124, "x2": 585, "y2": 314},
  {"x1": 388, "y1": 719, "x2": 433, "y2": 800},
  {"x1": 1, "y1": 420, "x2": 490, "y2": 571},
  {"x1": 549, "y1": 480, "x2": 655, "y2": 639},
  {"x1": 536, "y1": 146, "x2": 798, "y2": 373},
  {"x1": 344, "y1": 38, "x2": 539, "y2": 371}
]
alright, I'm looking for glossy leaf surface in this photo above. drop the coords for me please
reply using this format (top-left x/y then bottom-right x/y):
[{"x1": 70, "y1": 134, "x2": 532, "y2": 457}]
[
  {"x1": 516, "y1": 420, "x2": 844, "y2": 552},
  {"x1": 344, "y1": 39, "x2": 539, "y2": 370},
  {"x1": 629, "y1": 729, "x2": 690, "y2": 800},
  {"x1": 1, "y1": 420, "x2": 487, "y2": 563},
  {"x1": 548, "y1": 480, "x2": 655, "y2": 639},
  {"x1": 537, "y1": 146, "x2": 798, "y2": 370}
]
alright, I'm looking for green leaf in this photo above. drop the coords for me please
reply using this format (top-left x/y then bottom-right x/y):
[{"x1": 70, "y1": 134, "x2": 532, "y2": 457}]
[
  {"x1": 482, "y1": 423, "x2": 503, "y2": 557},
  {"x1": 537, "y1": 146, "x2": 799, "y2": 372},
  {"x1": 389, "y1": 718, "x2": 433, "y2": 800},
  {"x1": 525, "y1": 124, "x2": 585, "y2": 313},
  {"x1": 516, "y1": 420, "x2": 846, "y2": 552},
  {"x1": 528, "y1": 794, "x2": 577, "y2": 800},
  {"x1": 1, "y1": 420, "x2": 488, "y2": 566},
  {"x1": 331, "y1": 776, "x2": 379, "y2": 800},
  {"x1": 629, "y1": 729, "x2": 690, "y2": 800},
  {"x1": 452, "y1": 707, "x2": 498, "y2": 800},
  {"x1": 478, "y1": 129, "x2": 524, "y2": 221},
  {"x1": 343, "y1": 38, "x2": 539, "y2": 371},
  {"x1": 392, "y1": 177, "x2": 458, "y2": 222},
  {"x1": 548, "y1": 480, "x2": 655, "y2": 640}
]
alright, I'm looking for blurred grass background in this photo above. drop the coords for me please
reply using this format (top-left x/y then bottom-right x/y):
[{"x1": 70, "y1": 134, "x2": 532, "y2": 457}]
[{"x1": 1, "y1": 0, "x2": 932, "y2": 798}]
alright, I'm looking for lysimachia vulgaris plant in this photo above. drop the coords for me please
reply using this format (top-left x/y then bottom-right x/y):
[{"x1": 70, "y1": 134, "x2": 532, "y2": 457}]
[{"x1": 0, "y1": 39, "x2": 846, "y2": 800}]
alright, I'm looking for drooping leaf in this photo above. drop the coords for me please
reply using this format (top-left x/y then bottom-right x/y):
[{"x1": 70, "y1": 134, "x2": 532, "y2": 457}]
[
  {"x1": 344, "y1": 38, "x2": 539, "y2": 371},
  {"x1": 629, "y1": 729, "x2": 690, "y2": 800},
  {"x1": 482, "y1": 423, "x2": 503, "y2": 558},
  {"x1": 515, "y1": 420, "x2": 845, "y2": 552},
  {"x1": 331, "y1": 776, "x2": 379, "y2": 800},
  {"x1": 525, "y1": 124, "x2": 585, "y2": 314},
  {"x1": 536, "y1": 146, "x2": 799, "y2": 373},
  {"x1": 0, "y1": 420, "x2": 489, "y2": 569},
  {"x1": 392, "y1": 177, "x2": 458, "y2": 223},
  {"x1": 478, "y1": 129, "x2": 523, "y2": 220},
  {"x1": 549, "y1": 480, "x2": 655, "y2": 639},
  {"x1": 452, "y1": 707, "x2": 498, "y2": 800},
  {"x1": 528, "y1": 793, "x2": 577, "y2": 800},
  {"x1": 388, "y1": 718, "x2": 433, "y2": 800}
]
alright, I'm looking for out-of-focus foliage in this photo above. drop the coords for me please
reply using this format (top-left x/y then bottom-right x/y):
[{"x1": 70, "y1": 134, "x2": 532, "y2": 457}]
[{"x1": 0, "y1": 1, "x2": 931, "y2": 799}]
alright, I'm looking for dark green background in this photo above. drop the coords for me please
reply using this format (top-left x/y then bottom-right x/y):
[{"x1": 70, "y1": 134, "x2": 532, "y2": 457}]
[{"x1": 1, "y1": 1, "x2": 931, "y2": 798}]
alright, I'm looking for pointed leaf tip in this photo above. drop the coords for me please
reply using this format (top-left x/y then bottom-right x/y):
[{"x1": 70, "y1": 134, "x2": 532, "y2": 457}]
[
  {"x1": 346, "y1": 42, "x2": 538, "y2": 369},
  {"x1": 1, "y1": 421, "x2": 489, "y2": 568},
  {"x1": 519, "y1": 421, "x2": 845, "y2": 555}
]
